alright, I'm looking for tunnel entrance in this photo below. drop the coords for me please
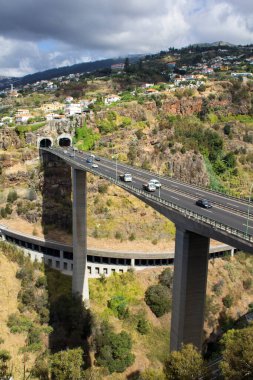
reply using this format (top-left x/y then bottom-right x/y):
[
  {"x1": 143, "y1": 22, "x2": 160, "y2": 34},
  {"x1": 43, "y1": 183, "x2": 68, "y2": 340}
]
[
  {"x1": 40, "y1": 138, "x2": 52, "y2": 148},
  {"x1": 59, "y1": 137, "x2": 71, "y2": 147}
]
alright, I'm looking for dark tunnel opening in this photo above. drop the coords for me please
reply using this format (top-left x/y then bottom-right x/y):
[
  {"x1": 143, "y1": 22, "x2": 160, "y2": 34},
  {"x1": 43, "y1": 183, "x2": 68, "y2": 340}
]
[
  {"x1": 59, "y1": 138, "x2": 71, "y2": 147},
  {"x1": 40, "y1": 138, "x2": 52, "y2": 148}
]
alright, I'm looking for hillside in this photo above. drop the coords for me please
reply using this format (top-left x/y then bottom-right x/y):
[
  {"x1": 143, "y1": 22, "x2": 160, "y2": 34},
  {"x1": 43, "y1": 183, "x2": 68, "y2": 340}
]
[{"x1": 1, "y1": 240, "x2": 252, "y2": 378}]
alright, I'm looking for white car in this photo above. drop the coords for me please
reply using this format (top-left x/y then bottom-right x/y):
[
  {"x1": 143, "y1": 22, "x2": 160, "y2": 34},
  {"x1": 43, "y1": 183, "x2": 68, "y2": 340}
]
[
  {"x1": 149, "y1": 179, "x2": 161, "y2": 188},
  {"x1": 92, "y1": 163, "x2": 98, "y2": 168}
]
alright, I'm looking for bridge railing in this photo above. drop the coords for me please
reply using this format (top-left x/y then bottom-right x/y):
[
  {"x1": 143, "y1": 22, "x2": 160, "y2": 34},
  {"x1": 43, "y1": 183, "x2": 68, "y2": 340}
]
[{"x1": 45, "y1": 149, "x2": 253, "y2": 244}]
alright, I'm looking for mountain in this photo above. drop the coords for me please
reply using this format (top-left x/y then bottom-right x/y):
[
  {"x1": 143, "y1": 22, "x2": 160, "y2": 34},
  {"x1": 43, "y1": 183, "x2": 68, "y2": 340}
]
[
  {"x1": 0, "y1": 58, "x2": 124, "y2": 90},
  {"x1": 191, "y1": 41, "x2": 235, "y2": 48},
  {"x1": 0, "y1": 56, "x2": 142, "y2": 90}
]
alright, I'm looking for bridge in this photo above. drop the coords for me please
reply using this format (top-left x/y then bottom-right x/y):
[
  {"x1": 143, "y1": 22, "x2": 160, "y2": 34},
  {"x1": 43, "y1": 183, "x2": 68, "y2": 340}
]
[{"x1": 41, "y1": 146, "x2": 253, "y2": 352}]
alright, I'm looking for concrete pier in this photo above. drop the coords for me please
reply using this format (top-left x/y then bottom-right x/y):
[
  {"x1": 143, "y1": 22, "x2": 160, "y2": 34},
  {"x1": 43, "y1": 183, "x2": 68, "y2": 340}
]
[
  {"x1": 72, "y1": 169, "x2": 89, "y2": 303},
  {"x1": 170, "y1": 227, "x2": 210, "y2": 351}
]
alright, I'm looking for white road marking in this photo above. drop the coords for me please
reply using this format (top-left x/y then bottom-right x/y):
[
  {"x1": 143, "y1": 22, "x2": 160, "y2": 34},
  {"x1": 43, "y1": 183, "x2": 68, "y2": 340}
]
[
  {"x1": 171, "y1": 196, "x2": 179, "y2": 200},
  {"x1": 227, "y1": 203, "x2": 239, "y2": 207},
  {"x1": 204, "y1": 209, "x2": 213, "y2": 213}
]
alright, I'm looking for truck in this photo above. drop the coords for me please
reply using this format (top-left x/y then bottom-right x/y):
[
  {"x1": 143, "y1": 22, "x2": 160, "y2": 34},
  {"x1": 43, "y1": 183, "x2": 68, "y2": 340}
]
[{"x1": 119, "y1": 173, "x2": 132, "y2": 182}]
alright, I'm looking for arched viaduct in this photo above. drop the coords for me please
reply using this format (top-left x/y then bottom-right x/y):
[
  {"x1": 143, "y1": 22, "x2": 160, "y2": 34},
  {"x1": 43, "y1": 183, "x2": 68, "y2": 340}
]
[{"x1": 40, "y1": 147, "x2": 253, "y2": 352}]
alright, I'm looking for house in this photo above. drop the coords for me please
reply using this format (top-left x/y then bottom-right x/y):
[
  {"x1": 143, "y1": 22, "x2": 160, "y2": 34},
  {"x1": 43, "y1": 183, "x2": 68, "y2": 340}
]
[
  {"x1": 40, "y1": 102, "x2": 62, "y2": 113},
  {"x1": 104, "y1": 95, "x2": 120, "y2": 105},
  {"x1": 145, "y1": 88, "x2": 159, "y2": 95},
  {"x1": 15, "y1": 109, "x2": 32, "y2": 123},
  {"x1": 65, "y1": 103, "x2": 82, "y2": 116}
]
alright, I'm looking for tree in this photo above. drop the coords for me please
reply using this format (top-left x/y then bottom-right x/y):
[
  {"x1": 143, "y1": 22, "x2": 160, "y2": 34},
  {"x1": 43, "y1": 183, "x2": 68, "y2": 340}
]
[
  {"x1": 50, "y1": 348, "x2": 84, "y2": 380},
  {"x1": 220, "y1": 327, "x2": 253, "y2": 379},
  {"x1": 145, "y1": 285, "x2": 171, "y2": 317},
  {"x1": 164, "y1": 344, "x2": 205, "y2": 380},
  {"x1": 95, "y1": 323, "x2": 135, "y2": 373}
]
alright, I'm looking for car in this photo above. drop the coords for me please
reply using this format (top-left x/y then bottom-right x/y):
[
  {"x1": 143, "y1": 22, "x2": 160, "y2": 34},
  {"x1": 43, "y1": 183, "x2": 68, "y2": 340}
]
[
  {"x1": 90, "y1": 154, "x2": 95, "y2": 158},
  {"x1": 92, "y1": 163, "x2": 98, "y2": 168},
  {"x1": 119, "y1": 173, "x2": 132, "y2": 182},
  {"x1": 143, "y1": 182, "x2": 156, "y2": 192},
  {"x1": 63, "y1": 150, "x2": 68, "y2": 154},
  {"x1": 149, "y1": 179, "x2": 161, "y2": 188},
  {"x1": 95, "y1": 157, "x2": 101, "y2": 161},
  {"x1": 69, "y1": 153, "x2": 75, "y2": 157},
  {"x1": 196, "y1": 199, "x2": 212, "y2": 208},
  {"x1": 86, "y1": 158, "x2": 93, "y2": 163}
]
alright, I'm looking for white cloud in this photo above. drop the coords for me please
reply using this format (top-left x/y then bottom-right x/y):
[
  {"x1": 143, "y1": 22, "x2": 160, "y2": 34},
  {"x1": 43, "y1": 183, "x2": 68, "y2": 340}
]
[{"x1": 0, "y1": 0, "x2": 252, "y2": 76}]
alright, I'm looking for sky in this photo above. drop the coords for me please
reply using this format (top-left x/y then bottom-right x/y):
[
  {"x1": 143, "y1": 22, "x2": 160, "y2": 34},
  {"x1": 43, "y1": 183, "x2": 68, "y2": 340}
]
[{"x1": 0, "y1": 0, "x2": 253, "y2": 77}]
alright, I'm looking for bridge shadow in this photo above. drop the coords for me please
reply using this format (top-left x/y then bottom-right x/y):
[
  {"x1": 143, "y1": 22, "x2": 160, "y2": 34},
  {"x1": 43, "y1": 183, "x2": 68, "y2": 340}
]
[
  {"x1": 40, "y1": 149, "x2": 72, "y2": 236},
  {"x1": 39, "y1": 150, "x2": 93, "y2": 366},
  {"x1": 45, "y1": 267, "x2": 93, "y2": 367}
]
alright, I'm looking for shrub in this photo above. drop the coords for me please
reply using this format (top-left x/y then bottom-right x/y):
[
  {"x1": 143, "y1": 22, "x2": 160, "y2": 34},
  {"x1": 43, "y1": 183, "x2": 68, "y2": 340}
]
[
  {"x1": 108, "y1": 296, "x2": 129, "y2": 320},
  {"x1": 136, "y1": 316, "x2": 149, "y2": 335},
  {"x1": 222, "y1": 294, "x2": 234, "y2": 309},
  {"x1": 35, "y1": 275, "x2": 47, "y2": 288},
  {"x1": 145, "y1": 285, "x2": 171, "y2": 317},
  {"x1": 129, "y1": 233, "x2": 136, "y2": 241},
  {"x1": 98, "y1": 183, "x2": 108, "y2": 194},
  {"x1": 212, "y1": 280, "x2": 224, "y2": 296},
  {"x1": 95, "y1": 323, "x2": 134, "y2": 373},
  {"x1": 159, "y1": 268, "x2": 173, "y2": 288},
  {"x1": 0, "y1": 349, "x2": 11, "y2": 378},
  {"x1": 165, "y1": 344, "x2": 205, "y2": 379},
  {"x1": 243, "y1": 278, "x2": 252, "y2": 290},
  {"x1": 7, "y1": 190, "x2": 18, "y2": 203},
  {"x1": 51, "y1": 348, "x2": 84, "y2": 380},
  {"x1": 7, "y1": 313, "x2": 33, "y2": 333},
  {"x1": 115, "y1": 231, "x2": 123, "y2": 240}
]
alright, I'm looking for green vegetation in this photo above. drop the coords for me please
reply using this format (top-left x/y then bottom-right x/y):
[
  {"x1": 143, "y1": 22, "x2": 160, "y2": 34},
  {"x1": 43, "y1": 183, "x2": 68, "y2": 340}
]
[
  {"x1": 15, "y1": 122, "x2": 46, "y2": 135},
  {"x1": 145, "y1": 284, "x2": 171, "y2": 317},
  {"x1": 220, "y1": 326, "x2": 253, "y2": 379},
  {"x1": 165, "y1": 344, "x2": 206, "y2": 380},
  {"x1": 74, "y1": 121, "x2": 100, "y2": 151},
  {"x1": 95, "y1": 322, "x2": 135, "y2": 373}
]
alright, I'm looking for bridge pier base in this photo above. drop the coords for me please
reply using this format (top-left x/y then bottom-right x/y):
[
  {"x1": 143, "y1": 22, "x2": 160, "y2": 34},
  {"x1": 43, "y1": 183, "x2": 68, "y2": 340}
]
[
  {"x1": 170, "y1": 227, "x2": 209, "y2": 352},
  {"x1": 72, "y1": 169, "x2": 89, "y2": 304}
]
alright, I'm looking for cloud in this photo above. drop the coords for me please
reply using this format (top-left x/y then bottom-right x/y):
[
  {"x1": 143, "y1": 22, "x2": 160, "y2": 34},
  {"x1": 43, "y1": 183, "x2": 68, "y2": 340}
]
[{"x1": 0, "y1": 0, "x2": 252, "y2": 76}]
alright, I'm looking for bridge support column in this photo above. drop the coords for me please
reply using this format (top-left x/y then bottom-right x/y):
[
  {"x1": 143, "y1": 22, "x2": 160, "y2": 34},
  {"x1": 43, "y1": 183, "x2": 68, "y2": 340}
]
[
  {"x1": 72, "y1": 169, "x2": 89, "y2": 304},
  {"x1": 170, "y1": 227, "x2": 209, "y2": 352}
]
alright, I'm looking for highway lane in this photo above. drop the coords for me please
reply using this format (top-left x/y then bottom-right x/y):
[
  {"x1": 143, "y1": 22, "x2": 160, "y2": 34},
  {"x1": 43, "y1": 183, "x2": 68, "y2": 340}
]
[
  {"x1": 100, "y1": 157, "x2": 250, "y2": 213},
  {"x1": 66, "y1": 147, "x2": 252, "y2": 215},
  {"x1": 44, "y1": 147, "x2": 253, "y2": 237}
]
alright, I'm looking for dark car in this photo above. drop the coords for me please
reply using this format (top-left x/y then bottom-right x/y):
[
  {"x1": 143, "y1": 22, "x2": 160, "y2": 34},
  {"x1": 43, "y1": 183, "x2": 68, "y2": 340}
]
[
  {"x1": 86, "y1": 158, "x2": 93, "y2": 163},
  {"x1": 196, "y1": 199, "x2": 212, "y2": 208},
  {"x1": 95, "y1": 157, "x2": 101, "y2": 161}
]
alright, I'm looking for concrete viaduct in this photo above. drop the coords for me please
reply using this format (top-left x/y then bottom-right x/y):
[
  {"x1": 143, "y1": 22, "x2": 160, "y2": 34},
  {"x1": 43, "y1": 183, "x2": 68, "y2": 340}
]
[{"x1": 40, "y1": 146, "x2": 253, "y2": 352}]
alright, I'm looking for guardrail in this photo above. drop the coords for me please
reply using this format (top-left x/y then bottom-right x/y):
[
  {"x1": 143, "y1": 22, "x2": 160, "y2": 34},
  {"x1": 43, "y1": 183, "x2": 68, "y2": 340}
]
[
  {"x1": 96, "y1": 152, "x2": 249, "y2": 203},
  {"x1": 44, "y1": 149, "x2": 253, "y2": 245}
]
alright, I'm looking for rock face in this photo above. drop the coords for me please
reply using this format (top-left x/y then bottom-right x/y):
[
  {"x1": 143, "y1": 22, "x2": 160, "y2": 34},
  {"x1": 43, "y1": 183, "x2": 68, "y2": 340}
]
[
  {"x1": 161, "y1": 97, "x2": 203, "y2": 115},
  {"x1": 0, "y1": 128, "x2": 23, "y2": 150},
  {"x1": 171, "y1": 152, "x2": 209, "y2": 186}
]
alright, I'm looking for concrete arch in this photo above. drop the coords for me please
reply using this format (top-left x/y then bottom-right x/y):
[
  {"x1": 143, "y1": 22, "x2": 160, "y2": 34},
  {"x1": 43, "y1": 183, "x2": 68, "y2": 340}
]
[
  {"x1": 37, "y1": 137, "x2": 53, "y2": 148},
  {"x1": 57, "y1": 134, "x2": 72, "y2": 147}
]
